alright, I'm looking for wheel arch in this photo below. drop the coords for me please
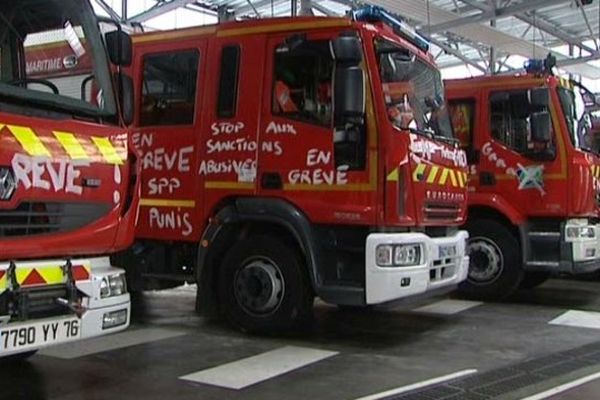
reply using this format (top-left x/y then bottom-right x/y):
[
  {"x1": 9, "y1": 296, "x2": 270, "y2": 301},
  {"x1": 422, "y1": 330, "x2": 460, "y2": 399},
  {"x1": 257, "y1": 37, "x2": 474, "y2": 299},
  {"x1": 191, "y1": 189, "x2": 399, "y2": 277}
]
[{"x1": 195, "y1": 197, "x2": 320, "y2": 316}]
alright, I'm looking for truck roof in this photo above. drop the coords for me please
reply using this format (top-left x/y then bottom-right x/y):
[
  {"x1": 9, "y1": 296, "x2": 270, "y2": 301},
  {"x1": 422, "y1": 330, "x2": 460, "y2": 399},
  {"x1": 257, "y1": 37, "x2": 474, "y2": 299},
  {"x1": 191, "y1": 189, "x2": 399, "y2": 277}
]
[
  {"x1": 132, "y1": 16, "x2": 353, "y2": 44},
  {"x1": 444, "y1": 73, "x2": 566, "y2": 91}
]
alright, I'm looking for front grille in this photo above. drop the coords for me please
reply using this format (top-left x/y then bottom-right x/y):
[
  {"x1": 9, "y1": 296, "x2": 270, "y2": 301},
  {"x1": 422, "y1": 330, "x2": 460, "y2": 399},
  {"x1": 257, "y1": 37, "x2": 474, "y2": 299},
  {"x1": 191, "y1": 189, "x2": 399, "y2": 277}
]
[
  {"x1": 430, "y1": 257, "x2": 459, "y2": 283},
  {"x1": 0, "y1": 202, "x2": 110, "y2": 238},
  {"x1": 424, "y1": 202, "x2": 461, "y2": 220},
  {"x1": 0, "y1": 285, "x2": 73, "y2": 321}
]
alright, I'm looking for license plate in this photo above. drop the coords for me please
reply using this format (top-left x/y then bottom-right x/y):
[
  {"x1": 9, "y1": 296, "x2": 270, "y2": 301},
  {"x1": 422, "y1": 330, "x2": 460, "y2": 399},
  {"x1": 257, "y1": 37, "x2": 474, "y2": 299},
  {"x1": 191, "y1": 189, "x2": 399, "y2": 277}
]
[
  {"x1": 439, "y1": 245, "x2": 457, "y2": 258},
  {"x1": 0, "y1": 317, "x2": 81, "y2": 352}
]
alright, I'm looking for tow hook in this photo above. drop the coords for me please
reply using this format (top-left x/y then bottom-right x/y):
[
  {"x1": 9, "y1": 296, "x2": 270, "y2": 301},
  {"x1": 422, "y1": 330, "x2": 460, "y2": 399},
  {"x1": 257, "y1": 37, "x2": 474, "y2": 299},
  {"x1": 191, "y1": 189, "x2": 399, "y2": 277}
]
[{"x1": 56, "y1": 298, "x2": 86, "y2": 318}]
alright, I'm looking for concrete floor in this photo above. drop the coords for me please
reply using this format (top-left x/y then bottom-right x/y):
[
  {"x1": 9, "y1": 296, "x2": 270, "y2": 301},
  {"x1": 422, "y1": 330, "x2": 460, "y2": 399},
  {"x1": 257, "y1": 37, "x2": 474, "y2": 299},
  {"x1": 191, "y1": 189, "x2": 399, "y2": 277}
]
[{"x1": 3, "y1": 279, "x2": 600, "y2": 399}]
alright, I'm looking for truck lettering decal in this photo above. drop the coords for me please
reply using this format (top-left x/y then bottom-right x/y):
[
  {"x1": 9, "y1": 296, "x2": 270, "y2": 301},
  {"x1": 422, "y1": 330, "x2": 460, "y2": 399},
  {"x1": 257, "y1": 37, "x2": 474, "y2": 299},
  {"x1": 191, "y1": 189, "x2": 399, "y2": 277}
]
[
  {"x1": 1, "y1": 124, "x2": 126, "y2": 165},
  {"x1": 306, "y1": 149, "x2": 331, "y2": 167},
  {"x1": 288, "y1": 167, "x2": 348, "y2": 186},
  {"x1": 148, "y1": 207, "x2": 193, "y2": 237},
  {"x1": 265, "y1": 121, "x2": 297, "y2": 135},
  {"x1": 198, "y1": 159, "x2": 256, "y2": 176},
  {"x1": 11, "y1": 154, "x2": 87, "y2": 195},
  {"x1": 206, "y1": 138, "x2": 257, "y2": 154},
  {"x1": 409, "y1": 135, "x2": 467, "y2": 167},
  {"x1": 141, "y1": 146, "x2": 193, "y2": 172},
  {"x1": 481, "y1": 142, "x2": 517, "y2": 176},
  {"x1": 261, "y1": 141, "x2": 283, "y2": 156},
  {"x1": 148, "y1": 177, "x2": 182, "y2": 195},
  {"x1": 211, "y1": 121, "x2": 245, "y2": 136}
]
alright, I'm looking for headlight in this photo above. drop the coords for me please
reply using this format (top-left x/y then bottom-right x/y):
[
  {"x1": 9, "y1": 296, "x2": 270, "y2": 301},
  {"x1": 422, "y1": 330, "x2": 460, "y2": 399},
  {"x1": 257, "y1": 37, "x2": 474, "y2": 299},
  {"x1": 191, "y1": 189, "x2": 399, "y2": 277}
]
[
  {"x1": 566, "y1": 226, "x2": 596, "y2": 239},
  {"x1": 99, "y1": 274, "x2": 128, "y2": 298},
  {"x1": 376, "y1": 244, "x2": 422, "y2": 267}
]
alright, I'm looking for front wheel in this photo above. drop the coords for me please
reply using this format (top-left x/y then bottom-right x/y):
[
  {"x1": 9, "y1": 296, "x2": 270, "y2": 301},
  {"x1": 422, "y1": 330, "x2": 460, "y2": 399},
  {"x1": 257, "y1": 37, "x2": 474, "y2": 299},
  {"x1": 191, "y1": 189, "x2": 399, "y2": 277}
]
[
  {"x1": 218, "y1": 235, "x2": 314, "y2": 333},
  {"x1": 459, "y1": 219, "x2": 523, "y2": 300}
]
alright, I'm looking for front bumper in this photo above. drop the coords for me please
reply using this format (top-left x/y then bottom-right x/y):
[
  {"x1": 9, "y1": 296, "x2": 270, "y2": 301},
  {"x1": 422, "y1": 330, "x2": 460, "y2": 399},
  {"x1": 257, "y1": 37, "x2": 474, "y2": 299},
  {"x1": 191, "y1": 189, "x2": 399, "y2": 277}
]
[
  {"x1": 365, "y1": 230, "x2": 469, "y2": 304},
  {"x1": 525, "y1": 219, "x2": 600, "y2": 274},
  {"x1": 0, "y1": 257, "x2": 130, "y2": 358}
]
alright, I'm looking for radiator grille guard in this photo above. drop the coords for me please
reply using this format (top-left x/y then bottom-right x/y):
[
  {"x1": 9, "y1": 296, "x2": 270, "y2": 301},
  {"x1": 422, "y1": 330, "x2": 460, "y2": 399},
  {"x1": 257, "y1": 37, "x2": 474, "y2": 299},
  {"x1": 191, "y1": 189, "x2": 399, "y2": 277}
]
[{"x1": 0, "y1": 202, "x2": 110, "y2": 239}]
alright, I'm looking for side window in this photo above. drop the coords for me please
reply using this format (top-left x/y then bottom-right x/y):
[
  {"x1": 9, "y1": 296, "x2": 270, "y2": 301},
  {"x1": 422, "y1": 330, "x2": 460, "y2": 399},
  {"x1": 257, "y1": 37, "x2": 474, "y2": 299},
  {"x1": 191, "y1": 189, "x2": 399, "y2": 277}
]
[
  {"x1": 489, "y1": 89, "x2": 553, "y2": 154},
  {"x1": 272, "y1": 39, "x2": 334, "y2": 127},
  {"x1": 448, "y1": 99, "x2": 475, "y2": 149},
  {"x1": 140, "y1": 50, "x2": 199, "y2": 126},
  {"x1": 217, "y1": 45, "x2": 240, "y2": 118}
]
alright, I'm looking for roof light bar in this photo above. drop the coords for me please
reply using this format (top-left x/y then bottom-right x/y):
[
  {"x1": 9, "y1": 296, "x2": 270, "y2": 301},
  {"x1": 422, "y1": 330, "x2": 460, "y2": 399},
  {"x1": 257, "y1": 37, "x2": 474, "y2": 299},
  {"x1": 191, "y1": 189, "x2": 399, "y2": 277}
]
[
  {"x1": 351, "y1": 5, "x2": 430, "y2": 52},
  {"x1": 524, "y1": 53, "x2": 557, "y2": 75}
]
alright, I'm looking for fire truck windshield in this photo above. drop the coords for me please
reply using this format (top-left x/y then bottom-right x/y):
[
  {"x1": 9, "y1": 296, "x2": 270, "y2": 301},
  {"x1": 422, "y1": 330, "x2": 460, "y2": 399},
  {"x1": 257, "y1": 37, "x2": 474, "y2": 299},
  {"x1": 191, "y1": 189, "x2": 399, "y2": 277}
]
[
  {"x1": 375, "y1": 39, "x2": 454, "y2": 140},
  {"x1": 0, "y1": 0, "x2": 117, "y2": 119},
  {"x1": 557, "y1": 85, "x2": 595, "y2": 153}
]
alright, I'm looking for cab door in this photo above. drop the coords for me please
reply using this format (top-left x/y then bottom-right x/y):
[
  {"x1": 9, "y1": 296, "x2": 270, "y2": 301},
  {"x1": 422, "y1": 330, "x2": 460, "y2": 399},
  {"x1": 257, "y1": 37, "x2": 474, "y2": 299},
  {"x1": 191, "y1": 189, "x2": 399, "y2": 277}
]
[
  {"x1": 131, "y1": 38, "x2": 207, "y2": 241},
  {"x1": 257, "y1": 32, "x2": 376, "y2": 225}
]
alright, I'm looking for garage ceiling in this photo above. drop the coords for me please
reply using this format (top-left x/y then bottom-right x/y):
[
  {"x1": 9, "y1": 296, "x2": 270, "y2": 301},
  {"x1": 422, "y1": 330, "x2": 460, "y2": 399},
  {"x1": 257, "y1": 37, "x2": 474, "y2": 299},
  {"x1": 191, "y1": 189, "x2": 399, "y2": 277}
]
[{"x1": 104, "y1": 0, "x2": 600, "y2": 79}]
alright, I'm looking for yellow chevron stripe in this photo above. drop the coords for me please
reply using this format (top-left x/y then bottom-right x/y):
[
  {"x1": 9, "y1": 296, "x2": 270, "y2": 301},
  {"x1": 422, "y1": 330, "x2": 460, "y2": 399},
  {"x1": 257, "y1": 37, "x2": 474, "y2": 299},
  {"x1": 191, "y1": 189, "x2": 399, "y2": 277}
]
[
  {"x1": 0, "y1": 273, "x2": 6, "y2": 292},
  {"x1": 37, "y1": 266, "x2": 65, "y2": 285},
  {"x1": 8, "y1": 125, "x2": 51, "y2": 157},
  {"x1": 447, "y1": 169, "x2": 458, "y2": 187},
  {"x1": 463, "y1": 172, "x2": 469, "y2": 185},
  {"x1": 426, "y1": 165, "x2": 440, "y2": 184},
  {"x1": 457, "y1": 170, "x2": 465, "y2": 188},
  {"x1": 15, "y1": 268, "x2": 32, "y2": 285},
  {"x1": 92, "y1": 137, "x2": 124, "y2": 165},
  {"x1": 439, "y1": 168, "x2": 450, "y2": 185},
  {"x1": 412, "y1": 164, "x2": 427, "y2": 182},
  {"x1": 54, "y1": 131, "x2": 89, "y2": 160},
  {"x1": 386, "y1": 168, "x2": 399, "y2": 182}
]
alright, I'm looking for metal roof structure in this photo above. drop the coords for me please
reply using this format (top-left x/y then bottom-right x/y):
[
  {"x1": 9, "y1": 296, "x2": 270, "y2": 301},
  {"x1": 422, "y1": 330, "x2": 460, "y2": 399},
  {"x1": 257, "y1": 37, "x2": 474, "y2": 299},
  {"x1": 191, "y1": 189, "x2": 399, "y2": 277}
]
[{"x1": 97, "y1": 0, "x2": 600, "y2": 79}]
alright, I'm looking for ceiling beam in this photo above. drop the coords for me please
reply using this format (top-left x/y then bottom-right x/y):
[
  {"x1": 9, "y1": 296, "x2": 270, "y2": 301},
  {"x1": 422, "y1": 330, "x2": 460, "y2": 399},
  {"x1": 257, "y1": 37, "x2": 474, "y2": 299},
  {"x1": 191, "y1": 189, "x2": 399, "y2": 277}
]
[
  {"x1": 94, "y1": 0, "x2": 122, "y2": 21},
  {"x1": 429, "y1": 0, "x2": 571, "y2": 33},
  {"x1": 128, "y1": 0, "x2": 199, "y2": 23},
  {"x1": 428, "y1": 37, "x2": 488, "y2": 73}
]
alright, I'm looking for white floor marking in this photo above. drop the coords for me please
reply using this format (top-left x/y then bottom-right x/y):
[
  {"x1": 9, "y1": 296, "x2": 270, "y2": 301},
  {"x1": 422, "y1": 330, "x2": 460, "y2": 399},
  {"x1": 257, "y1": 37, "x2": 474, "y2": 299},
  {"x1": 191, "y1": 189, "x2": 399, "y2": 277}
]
[
  {"x1": 413, "y1": 299, "x2": 483, "y2": 315},
  {"x1": 39, "y1": 327, "x2": 186, "y2": 359},
  {"x1": 180, "y1": 345, "x2": 338, "y2": 390},
  {"x1": 353, "y1": 369, "x2": 478, "y2": 400},
  {"x1": 549, "y1": 310, "x2": 600, "y2": 330},
  {"x1": 520, "y1": 370, "x2": 600, "y2": 400}
]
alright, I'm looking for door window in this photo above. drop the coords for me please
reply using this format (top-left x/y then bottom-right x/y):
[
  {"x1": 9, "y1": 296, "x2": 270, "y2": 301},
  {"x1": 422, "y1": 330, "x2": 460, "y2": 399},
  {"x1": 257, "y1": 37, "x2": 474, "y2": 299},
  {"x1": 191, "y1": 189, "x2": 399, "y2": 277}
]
[
  {"x1": 272, "y1": 39, "x2": 333, "y2": 127},
  {"x1": 139, "y1": 50, "x2": 200, "y2": 126}
]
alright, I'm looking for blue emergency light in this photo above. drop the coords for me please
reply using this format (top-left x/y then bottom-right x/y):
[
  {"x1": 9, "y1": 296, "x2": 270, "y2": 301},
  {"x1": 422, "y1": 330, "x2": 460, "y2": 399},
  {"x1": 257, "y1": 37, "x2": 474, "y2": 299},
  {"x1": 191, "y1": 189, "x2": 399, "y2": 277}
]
[
  {"x1": 352, "y1": 5, "x2": 430, "y2": 52},
  {"x1": 524, "y1": 53, "x2": 557, "y2": 74}
]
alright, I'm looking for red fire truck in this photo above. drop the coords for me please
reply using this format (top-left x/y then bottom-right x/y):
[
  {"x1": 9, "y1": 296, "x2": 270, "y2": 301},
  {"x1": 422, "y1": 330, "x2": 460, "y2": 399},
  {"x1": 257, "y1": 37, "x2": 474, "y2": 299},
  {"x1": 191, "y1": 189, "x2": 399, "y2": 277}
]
[
  {"x1": 121, "y1": 6, "x2": 470, "y2": 332},
  {"x1": 0, "y1": 0, "x2": 138, "y2": 359},
  {"x1": 446, "y1": 57, "x2": 600, "y2": 300}
]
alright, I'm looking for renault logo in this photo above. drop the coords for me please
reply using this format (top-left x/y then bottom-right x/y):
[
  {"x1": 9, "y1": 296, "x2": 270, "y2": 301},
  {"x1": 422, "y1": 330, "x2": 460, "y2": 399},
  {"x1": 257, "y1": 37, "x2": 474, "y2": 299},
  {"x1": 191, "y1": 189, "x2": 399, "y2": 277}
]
[{"x1": 0, "y1": 167, "x2": 15, "y2": 201}]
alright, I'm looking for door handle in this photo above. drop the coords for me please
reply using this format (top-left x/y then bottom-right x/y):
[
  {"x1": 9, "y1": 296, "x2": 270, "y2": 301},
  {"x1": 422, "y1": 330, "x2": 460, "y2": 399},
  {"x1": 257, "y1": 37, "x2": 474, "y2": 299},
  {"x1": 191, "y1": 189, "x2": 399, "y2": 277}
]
[{"x1": 261, "y1": 172, "x2": 283, "y2": 190}]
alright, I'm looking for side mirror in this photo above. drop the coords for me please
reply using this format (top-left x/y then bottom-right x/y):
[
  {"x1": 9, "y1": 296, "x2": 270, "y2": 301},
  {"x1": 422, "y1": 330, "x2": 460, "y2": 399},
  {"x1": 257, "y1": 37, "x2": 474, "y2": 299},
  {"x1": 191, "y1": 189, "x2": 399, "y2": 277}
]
[
  {"x1": 530, "y1": 88, "x2": 549, "y2": 109},
  {"x1": 531, "y1": 111, "x2": 551, "y2": 143},
  {"x1": 119, "y1": 73, "x2": 134, "y2": 125},
  {"x1": 106, "y1": 31, "x2": 132, "y2": 67},
  {"x1": 331, "y1": 36, "x2": 362, "y2": 66},
  {"x1": 334, "y1": 66, "x2": 365, "y2": 126}
]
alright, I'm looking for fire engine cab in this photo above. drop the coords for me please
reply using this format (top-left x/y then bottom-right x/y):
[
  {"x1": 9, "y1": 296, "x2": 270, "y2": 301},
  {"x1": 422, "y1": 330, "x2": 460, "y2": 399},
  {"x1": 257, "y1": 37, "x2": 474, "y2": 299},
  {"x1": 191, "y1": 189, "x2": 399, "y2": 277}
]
[
  {"x1": 446, "y1": 56, "x2": 600, "y2": 300},
  {"x1": 0, "y1": 0, "x2": 137, "y2": 358},
  {"x1": 122, "y1": 6, "x2": 470, "y2": 332}
]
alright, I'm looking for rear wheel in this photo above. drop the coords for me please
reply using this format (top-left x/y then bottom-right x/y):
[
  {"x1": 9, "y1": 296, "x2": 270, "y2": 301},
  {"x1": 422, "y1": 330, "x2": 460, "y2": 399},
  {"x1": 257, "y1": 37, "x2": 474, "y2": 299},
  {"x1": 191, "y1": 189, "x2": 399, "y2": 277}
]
[
  {"x1": 460, "y1": 219, "x2": 523, "y2": 300},
  {"x1": 218, "y1": 235, "x2": 314, "y2": 333},
  {"x1": 520, "y1": 271, "x2": 551, "y2": 289}
]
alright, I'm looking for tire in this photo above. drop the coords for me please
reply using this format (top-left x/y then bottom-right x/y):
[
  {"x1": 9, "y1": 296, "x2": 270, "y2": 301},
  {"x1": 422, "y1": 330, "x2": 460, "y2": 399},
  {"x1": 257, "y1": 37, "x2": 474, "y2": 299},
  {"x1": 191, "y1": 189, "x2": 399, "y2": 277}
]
[
  {"x1": 218, "y1": 235, "x2": 314, "y2": 333},
  {"x1": 459, "y1": 219, "x2": 523, "y2": 300},
  {"x1": 520, "y1": 271, "x2": 550, "y2": 289},
  {"x1": 1, "y1": 351, "x2": 37, "y2": 362}
]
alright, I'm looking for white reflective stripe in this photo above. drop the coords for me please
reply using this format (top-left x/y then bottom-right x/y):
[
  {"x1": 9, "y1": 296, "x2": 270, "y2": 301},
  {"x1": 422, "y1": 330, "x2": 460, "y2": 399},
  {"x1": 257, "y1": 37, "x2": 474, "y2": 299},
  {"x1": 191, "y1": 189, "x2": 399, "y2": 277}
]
[
  {"x1": 413, "y1": 299, "x2": 483, "y2": 315},
  {"x1": 549, "y1": 310, "x2": 600, "y2": 330},
  {"x1": 521, "y1": 371, "x2": 600, "y2": 400},
  {"x1": 353, "y1": 369, "x2": 478, "y2": 400},
  {"x1": 180, "y1": 346, "x2": 338, "y2": 390},
  {"x1": 39, "y1": 327, "x2": 185, "y2": 359}
]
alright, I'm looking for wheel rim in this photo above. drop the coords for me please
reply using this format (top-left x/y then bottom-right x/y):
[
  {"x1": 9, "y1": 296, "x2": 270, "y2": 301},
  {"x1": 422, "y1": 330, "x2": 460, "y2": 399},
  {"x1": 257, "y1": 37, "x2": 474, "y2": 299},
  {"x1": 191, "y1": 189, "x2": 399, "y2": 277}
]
[
  {"x1": 467, "y1": 237, "x2": 504, "y2": 285},
  {"x1": 233, "y1": 257, "x2": 285, "y2": 317}
]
